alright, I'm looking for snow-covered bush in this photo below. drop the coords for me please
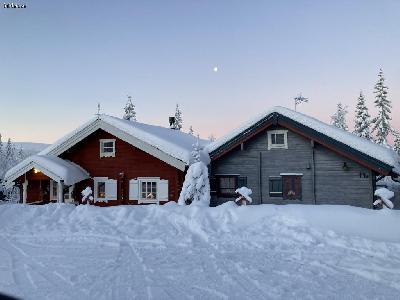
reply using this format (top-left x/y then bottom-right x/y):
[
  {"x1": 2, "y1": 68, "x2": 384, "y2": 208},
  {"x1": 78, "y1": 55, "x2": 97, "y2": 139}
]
[
  {"x1": 178, "y1": 162, "x2": 210, "y2": 206},
  {"x1": 81, "y1": 186, "x2": 94, "y2": 205},
  {"x1": 374, "y1": 187, "x2": 394, "y2": 209},
  {"x1": 235, "y1": 187, "x2": 252, "y2": 206},
  {"x1": 178, "y1": 139, "x2": 210, "y2": 206}
]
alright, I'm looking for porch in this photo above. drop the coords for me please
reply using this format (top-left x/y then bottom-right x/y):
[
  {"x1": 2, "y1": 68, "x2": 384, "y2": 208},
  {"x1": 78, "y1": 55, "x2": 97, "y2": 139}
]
[{"x1": 5, "y1": 155, "x2": 90, "y2": 204}]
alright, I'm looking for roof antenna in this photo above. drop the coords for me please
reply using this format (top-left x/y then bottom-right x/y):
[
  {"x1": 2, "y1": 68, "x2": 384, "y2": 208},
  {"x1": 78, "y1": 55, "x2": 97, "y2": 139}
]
[
  {"x1": 294, "y1": 93, "x2": 308, "y2": 111},
  {"x1": 96, "y1": 103, "x2": 101, "y2": 119}
]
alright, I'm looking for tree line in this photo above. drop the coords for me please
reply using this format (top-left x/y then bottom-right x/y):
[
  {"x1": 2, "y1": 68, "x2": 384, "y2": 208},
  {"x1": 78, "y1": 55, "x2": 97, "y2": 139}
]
[{"x1": 330, "y1": 69, "x2": 400, "y2": 153}]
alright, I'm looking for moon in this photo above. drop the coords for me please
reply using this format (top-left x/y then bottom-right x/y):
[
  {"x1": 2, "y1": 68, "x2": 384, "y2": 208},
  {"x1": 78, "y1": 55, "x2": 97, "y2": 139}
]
[{"x1": 213, "y1": 66, "x2": 218, "y2": 72}]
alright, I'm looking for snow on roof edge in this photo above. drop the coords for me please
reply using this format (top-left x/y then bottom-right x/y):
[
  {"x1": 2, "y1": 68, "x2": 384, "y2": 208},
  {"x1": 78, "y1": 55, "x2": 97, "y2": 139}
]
[{"x1": 206, "y1": 106, "x2": 400, "y2": 173}]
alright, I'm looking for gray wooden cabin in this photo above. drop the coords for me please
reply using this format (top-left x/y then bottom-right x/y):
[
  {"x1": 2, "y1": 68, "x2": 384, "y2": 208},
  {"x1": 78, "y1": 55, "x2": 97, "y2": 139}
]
[{"x1": 207, "y1": 107, "x2": 400, "y2": 208}]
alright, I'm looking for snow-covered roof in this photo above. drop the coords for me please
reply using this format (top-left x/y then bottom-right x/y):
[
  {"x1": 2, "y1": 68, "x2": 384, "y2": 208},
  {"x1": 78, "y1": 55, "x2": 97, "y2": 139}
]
[
  {"x1": 38, "y1": 114, "x2": 210, "y2": 168},
  {"x1": 4, "y1": 155, "x2": 90, "y2": 186},
  {"x1": 206, "y1": 106, "x2": 400, "y2": 174}
]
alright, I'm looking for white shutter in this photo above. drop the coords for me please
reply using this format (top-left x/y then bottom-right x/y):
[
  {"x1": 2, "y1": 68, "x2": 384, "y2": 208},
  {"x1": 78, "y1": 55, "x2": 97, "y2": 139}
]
[
  {"x1": 158, "y1": 180, "x2": 169, "y2": 201},
  {"x1": 129, "y1": 179, "x2": 139, "y2": 200},
  {"x1": 106, "y1": 179, "x2": 117, "y2": 201}
]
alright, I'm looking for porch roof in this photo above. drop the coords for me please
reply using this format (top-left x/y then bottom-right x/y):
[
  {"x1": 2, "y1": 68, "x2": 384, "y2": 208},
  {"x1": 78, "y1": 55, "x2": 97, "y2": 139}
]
[{"x1": 4, "y1": 155, "x2": 90, "y2": 187}]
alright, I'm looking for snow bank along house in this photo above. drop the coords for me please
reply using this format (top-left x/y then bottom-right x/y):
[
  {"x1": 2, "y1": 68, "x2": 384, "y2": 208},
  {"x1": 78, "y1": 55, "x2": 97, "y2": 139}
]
[
  {"x1": 4, "y1": 115, "x2": 209, "y2": 205},
  {"x1": 206, "y1": 107, "x2": 400, "y2": 208},
  {"x1": 4, "y1": 106, "x2": 400, "y2": 208}
]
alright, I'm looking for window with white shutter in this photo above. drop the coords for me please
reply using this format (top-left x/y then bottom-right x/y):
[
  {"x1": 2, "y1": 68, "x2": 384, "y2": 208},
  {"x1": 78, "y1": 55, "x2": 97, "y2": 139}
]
[
  {"x1": 129, "y1": 179, "x2": 139, "y2": 200},
  {"x1": 94, "y1": 177, "x2": 117, "y2": 202},
  {"x1": 129, "y1": 177, "x2": 168, "y2": 204}
]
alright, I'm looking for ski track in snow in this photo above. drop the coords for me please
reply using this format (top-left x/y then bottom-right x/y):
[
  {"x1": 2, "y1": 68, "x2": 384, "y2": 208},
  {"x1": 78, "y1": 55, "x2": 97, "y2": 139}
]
[{"x1": 0, "y1": 203, "x2": 400, "y2": 300}]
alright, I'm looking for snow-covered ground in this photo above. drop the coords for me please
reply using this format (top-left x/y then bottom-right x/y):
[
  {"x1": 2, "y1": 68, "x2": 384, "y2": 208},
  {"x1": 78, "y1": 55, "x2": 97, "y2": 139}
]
[{"x1": 0, "y1": 203, "x2": 399, "y2": 300}]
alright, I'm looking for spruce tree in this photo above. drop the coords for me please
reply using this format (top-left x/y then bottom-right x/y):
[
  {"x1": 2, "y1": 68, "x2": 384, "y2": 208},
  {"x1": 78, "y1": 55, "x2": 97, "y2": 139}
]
[
  {"x1": 393, "y1": 132, "x2": 400, "y2": 155},
  {"x1": 353, "y1": 91, "x2": 371, "y2": 140},
  {"x1": 372, "y1": 69, "x2": 391, "y2": 145},
  {"x1": 5, "y1": 138, "x2": 14, "y2": 170},
  {"x1": 123, "y1": 95, "x2": 137, "y2": 121},
  {"x1": 331, "y1": 102, "x2": 348, "y2": 131},
  {"x1": 188, "y1": 126, "x2": 194, "y2": 135},
  {"x1": 173, "y1": 104, "x2": 183, "y2": 130}
]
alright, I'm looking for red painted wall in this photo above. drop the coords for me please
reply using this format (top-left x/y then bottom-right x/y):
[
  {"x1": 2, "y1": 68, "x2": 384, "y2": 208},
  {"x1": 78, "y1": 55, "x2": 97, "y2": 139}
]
[{"x1": 60, "y1": 129, "x2": 185, "y2": 205}]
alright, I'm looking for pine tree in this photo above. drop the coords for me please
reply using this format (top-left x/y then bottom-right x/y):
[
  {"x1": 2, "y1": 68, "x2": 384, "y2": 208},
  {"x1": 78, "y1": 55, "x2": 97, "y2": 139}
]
[
  {"x1": 178, "y1": 138, "x2": 210, "y2": 206},
  {"x1": 331, "y1": 102, "x2": 348, "y2": 131},
  {"x1": 208, "y1": 134, "x2": 216, "y2": 142},
  {"x1": 188, "y1": 126, "x2": 194, "y2": 135},
  {"x1": 5, "y1": 138, "x2": 15, "y2": 170},
  {"x1": 394, "y1": 132, "x2": 400, "y2": 155},
  {"x1": 353, "y1": 91, "x2": 371, "y2": 140},
  {"x1": 17, "y1": 147, "x2": 25, "y2": 161},
  {"x1": 372, "y1": 69, "x2": 391, "y2": 145},
  {"x1": 173, "y1": 104, "x2": 183, "y2": 130},
  {"x1": 123, "y1": 95, "x2": 136, "y2": 121}
]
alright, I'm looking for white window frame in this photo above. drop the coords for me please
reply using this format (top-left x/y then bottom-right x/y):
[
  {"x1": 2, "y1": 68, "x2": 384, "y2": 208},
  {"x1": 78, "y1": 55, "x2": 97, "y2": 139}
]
[
  {"x1": 99, "y1": 139, "x2": 116, "y2": 158},
  {"x1": 94, "y1": 177, "x2": 108, "y2": 202},
  {"x1": 267, "y1": 130, "x2": 288, "y2": 150},
  {"x1": 138, "y1": 177, "x2": 159, "y2": 204}
]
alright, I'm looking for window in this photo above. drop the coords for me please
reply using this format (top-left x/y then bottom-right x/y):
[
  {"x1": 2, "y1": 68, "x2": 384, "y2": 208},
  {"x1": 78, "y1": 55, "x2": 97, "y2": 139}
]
[
  {"x1": 97, "y1": 182, "x2": 106, "y2": 198},
  {"x1": 93, "y1": 177, "x2": 118, "y2": 202},
  {"x1": 52, "y1": 182, "x2": 58, "y2": 198},
  {"x1": 268, "y1": 130, "x2": 288, "y2": 150},
  {"x1": 100, "y1": 139, "x2": 116, "y2": 157},
  {"x1": 215, "y1": 175, "x2": 248, "y2": 197},
  {"x1": 141, "y1": 181, "x2": 157, "y2": 200},
  {"x1": 129, "y1": 178, "x2": 168, "y2": 204},
  {"x1": 217, "y1": 176, "x2": 237, "y2": 196},
  {"x1": 269, "y1": 176, "x2": 283, "y2": 197},
  {"x1": 50, "y1": 180, "x2": 58, "y2": 201},
  {"x1": 281, "y1": 174, "x2": 302, "y2": 200}
]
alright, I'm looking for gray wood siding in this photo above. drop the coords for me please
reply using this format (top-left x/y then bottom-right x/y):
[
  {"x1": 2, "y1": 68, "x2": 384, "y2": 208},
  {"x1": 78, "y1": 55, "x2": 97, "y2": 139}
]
[
  {"x1": 211, "y1": 126, "x2": 375, "y2": 208},
  {"x1": 314, "y1": 145, "x2": 373, "y2": 208}
]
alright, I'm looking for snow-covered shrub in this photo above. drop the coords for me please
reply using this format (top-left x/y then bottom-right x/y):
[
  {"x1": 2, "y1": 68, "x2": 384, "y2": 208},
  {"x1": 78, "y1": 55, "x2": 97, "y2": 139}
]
[
  {"x1": 235, "y1": 187, "x2": 252, "y2": 206},
  {"x1": 81, "y1": 186, "x2": 94, "y2": 205},
  {"x1": 374, "y1": 187, "x2": 394, "y2": 209},
  {"x1": 178, "y1": 139, "x2": 210, "y2": 206},
  {"x1": 178, "y1": 162, "x2": 210, "y2": 206}
]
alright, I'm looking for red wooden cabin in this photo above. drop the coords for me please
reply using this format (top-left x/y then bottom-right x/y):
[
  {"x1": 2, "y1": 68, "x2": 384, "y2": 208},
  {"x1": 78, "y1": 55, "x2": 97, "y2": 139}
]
[{"x1": 4, "y1": 115, "x2": 209, "y2": 206}]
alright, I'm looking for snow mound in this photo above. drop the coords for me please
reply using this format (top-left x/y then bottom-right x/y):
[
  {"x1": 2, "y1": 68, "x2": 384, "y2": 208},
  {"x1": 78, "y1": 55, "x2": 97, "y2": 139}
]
[
  {"x1": 235, "y1": 186, "x2": 252, "y2": 202},
  {"x1": 206, "y1": 106, "x2": 400, "y2": 174}
]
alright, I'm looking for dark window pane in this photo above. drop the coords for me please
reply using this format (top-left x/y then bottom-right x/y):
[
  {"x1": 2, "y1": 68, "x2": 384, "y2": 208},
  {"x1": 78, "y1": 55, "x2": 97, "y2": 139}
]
[
  {"x1": 269, "y1": 177, "x2": 282, "y2": 197},
  {"x1": 271, "y1": 134, "x2": 276, "y2": 144},
  {"x1": 275, "y1": 134, "x2": 285, "y2": 144},
  {"x1": 98, "y1": 182, "x2": 106, "y2": 198},
  {"x1": 218, "y1": 176, "x2": 237, "y2": 195}
]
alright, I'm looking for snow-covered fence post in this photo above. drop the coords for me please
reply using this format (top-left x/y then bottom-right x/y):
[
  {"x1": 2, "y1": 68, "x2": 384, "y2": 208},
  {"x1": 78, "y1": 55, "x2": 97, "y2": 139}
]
[
  {"x1": 373, "y1": 188, "x2": 394, "y2": 209},
  {"x1": 81, "y1": 186, "x2": 94, "y2": 205},
  {"x1": 235, "y1": 187, "x2": 252, "y2": 206},
  {"x1": 178, "y1": 138, "x2": 210, "y2": 206}
]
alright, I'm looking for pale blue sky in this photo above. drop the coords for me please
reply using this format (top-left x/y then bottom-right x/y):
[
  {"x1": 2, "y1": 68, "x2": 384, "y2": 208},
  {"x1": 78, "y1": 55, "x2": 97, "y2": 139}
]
[{"x1": 1, "y1": 0, "x2": 399, "y2": 143}]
